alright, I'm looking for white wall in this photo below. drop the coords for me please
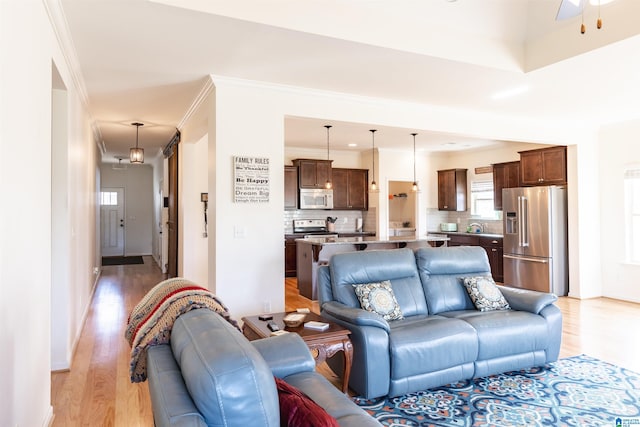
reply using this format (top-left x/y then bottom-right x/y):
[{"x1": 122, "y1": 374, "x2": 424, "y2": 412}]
[
  {"x1": 150, "y1": 151, "x2": 165, "y2": 269},
  {"x1": 100, "y1": 165, "x2": 154, "y2": 256},
  {"x1": 598, "y1": 119, "x2": 640, "y2": 303},
  {"x1": 285, "y1": 146, "x2": 363, "y2": 169},
  {"x1": 206, "y1": 76, "x2": 600, "y2": 318},
  {"x1": 179, "y1": 134, "x2": 209, "y2": 285},
  {"x1": 1, "y1": 1, "x2": 98, "y2": 425},
  {"x1": 51, "y1": 87, "x2": 72, "y2": 370}
]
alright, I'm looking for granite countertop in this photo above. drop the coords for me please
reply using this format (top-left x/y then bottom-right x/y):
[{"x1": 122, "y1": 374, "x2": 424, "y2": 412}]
[
  {"x1": 285, "y1": 231, "x2": 376, "y2": 238},
  {"x1": 297, "y1": 235, "x2": 450, "y2": 245},
  {"x1": 428, "y1": 230, "x2": 504, "y2": 239}
]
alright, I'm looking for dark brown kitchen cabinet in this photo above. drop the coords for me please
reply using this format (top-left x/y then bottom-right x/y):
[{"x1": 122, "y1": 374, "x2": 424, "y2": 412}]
[
  {"x1": 479, "y1": 236, "x2": 504, "y2": 283},
  {"x1": 447, "y1": 233, "x2": 478, "y2": 247},
  {"x1": 445, "y1": 233, "x2": 503, "y2": 282},
  {"x1": 284, "y1": 237, "x2": 297, "y2": 277},
  {"x1": 492, "y1": 161, "x2": 520, "y2": 210},
  {"x1": 332, "y1": 168, "x2": 368, "y2": 210},
  {"x1": 438, "y1": 169, "x2": 467, "y2": 211},
  {"x1": 519, "y1": 146, "x2": 567, "y2": 186},
  {"x1": 284, "y1": 166, "x2": 298, "y2": 210},
  {"x1": 293, "y1": 159, "x2": 333, "y2": 189}
]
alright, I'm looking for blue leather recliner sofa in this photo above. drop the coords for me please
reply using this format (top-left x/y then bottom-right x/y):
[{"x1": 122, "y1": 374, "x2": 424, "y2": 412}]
[
  {"x1": 317, "y1": 246, "x2": 562, "y2": 399},
  {"x1": 146, "y1": 308, "x2": 381, "y2": 426}
]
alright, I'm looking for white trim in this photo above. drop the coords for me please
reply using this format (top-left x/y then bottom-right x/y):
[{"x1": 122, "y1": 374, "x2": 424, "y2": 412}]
[
  {"x1": 43, "y1": 0, "x2": 104, "y2": 152},
  {"x1": 178, "y1": 76, "x2": 215, "y2": 130}
]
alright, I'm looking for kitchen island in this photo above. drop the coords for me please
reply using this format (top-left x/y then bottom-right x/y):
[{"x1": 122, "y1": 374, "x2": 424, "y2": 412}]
[{"x1": 296, "y1": 235, "x2": 449, "y2": 300}]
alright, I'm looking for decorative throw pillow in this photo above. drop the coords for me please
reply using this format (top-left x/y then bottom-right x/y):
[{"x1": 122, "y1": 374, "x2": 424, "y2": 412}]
[
  {"x1": 353, "y1": 280, "x2": 404, "y2": 320},
  {"x1": 462, "y1": 276, "x2": 511, "y2": 312},
  {"x1": 274, "y1": 377, "x2": 339, "y2": 427}
]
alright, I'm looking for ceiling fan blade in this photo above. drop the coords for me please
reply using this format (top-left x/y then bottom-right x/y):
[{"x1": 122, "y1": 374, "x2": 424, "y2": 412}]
[{"x1": 556, "y1": 0, "x2": 585, "y2": 20}]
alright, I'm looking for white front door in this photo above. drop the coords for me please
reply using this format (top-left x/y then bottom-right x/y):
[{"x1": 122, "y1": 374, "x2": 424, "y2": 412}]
[{"x1": 100, "y1": 187, "x2": 125, "y2": 256}]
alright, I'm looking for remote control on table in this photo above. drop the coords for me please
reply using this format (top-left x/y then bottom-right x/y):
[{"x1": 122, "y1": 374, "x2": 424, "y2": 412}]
[{"x1": 267, "y1": 321, "x2": 280, "y2": 332}]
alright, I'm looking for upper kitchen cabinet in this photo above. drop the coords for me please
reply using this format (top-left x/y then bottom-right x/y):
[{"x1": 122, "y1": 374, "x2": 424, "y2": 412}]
[
  {"x1": 438, "y1": 169, "x2": 467, "y2": 211},
  {"x1": 332, "y1": 168, "x2": 368, "y2": 210},
  {"x1": 519, "y1": 146, "x2": 567, "y2": 186},
  {"x1": 293, "y1": 159, "x2": 333, "y2": 189},
  {"x1": 284, "y1": 166, "x2": 298, "y2": 210},
  {"x1": 492, "y1": 161, "x2": 520, "y2": 210}
]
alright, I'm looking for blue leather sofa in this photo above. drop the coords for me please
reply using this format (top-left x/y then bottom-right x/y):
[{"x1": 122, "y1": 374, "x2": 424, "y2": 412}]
[
  {"x1": 317, "y1": 246, "x2": 562, "y2": 399},
  {"x1": 146, "y1": 308, "x2": 381, "y2": 427}
]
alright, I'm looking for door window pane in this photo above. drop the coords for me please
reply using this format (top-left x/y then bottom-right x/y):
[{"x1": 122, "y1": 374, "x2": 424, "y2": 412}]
[{"x1": 100, "y1": 191, "x2": 117, "y2": 206}]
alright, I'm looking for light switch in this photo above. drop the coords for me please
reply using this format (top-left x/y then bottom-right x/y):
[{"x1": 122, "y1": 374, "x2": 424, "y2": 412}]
[{"x1": 234, "y1": 226, "x2": 246, "y2": 239}]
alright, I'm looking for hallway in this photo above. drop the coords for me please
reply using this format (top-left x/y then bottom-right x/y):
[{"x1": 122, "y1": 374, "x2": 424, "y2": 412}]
[{"x1": 51, "y1": 257, "x2": 162, "y2": 426}]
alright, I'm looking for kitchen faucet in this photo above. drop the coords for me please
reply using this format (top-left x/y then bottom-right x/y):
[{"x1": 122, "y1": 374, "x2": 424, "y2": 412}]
[{"x1": 468, "y1": 222, "x2": 483, "y2": 233}]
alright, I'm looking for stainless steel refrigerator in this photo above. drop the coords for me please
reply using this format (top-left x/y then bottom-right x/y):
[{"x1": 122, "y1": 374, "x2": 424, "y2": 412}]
[{"x1": 502, "y1": 186, "x2": 568, "y2": 296}]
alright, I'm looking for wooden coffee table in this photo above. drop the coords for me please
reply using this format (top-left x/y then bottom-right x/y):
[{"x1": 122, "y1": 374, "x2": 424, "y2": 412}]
[{"x1": 242, "y1": 311, "x2": 353, "y2": 393}]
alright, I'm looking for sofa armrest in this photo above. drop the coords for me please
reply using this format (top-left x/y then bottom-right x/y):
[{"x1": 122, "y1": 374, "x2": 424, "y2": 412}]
[
  {"x1": 251, "y1": 333, "x2": 316, "y2": 378},
  {"x1": 322, "y1": 301, "x2": 390, "y2": 332},
  {"x1": 497, "y1": 285, "x2": 558, "y2": 314},
  {"x1": 147, "y1": 345, "x2": 207, "y2": 427}
]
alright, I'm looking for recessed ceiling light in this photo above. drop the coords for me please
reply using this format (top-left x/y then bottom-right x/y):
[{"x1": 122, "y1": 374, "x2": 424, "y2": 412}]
[{"x1": 348, "y1": 143, "x2": 357, "y2": 147}]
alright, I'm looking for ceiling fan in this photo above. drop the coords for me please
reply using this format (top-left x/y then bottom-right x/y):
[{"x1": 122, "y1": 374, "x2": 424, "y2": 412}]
[
  {"x1": 556, "y1": 0, "x2": 585, "y2": 21},
  {"x1": 556, "y1": 0, "x2": 614, "y2": 33}
]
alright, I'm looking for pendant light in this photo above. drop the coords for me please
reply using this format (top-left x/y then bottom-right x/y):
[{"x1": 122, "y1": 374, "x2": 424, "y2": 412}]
[
  {"x1": 324, "y1": 125, "x2": 332, "y2": 189},
  {"x1": 369, "y1": 129, "x2": 377, "y2": 191},
  {"x1": 411, "y1": 133, "x2": 418, "y2": 192},
  {"x1": 129, "y1": 122, "x2": 144, "y2": 164}
]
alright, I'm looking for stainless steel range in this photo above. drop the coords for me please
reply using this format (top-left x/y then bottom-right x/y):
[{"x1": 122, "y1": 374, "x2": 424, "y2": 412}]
[{"x1": 293, "y1": 219, "x2": 338, "y2": 238}]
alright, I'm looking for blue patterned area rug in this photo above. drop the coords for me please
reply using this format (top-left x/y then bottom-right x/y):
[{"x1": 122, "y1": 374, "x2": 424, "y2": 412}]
[{"x1": 353, "y1": 355, "x2": 640, "y2": 427}]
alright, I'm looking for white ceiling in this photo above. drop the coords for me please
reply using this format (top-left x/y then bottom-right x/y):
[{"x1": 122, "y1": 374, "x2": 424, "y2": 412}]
[{"x1": 58, "y1": 0, "x2": 640, "y2": 161}]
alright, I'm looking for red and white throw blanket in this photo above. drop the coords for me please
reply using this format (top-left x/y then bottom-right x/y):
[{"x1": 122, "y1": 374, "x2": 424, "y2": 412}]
[{"x1": 125, "y1": 277, "x2": 239, "y2": 383}]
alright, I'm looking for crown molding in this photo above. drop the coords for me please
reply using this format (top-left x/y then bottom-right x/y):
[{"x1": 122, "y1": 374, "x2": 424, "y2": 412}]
[
  {"x1": 43, "y1": 0, "x2": 105, "y2": 154},
  {"x1": 177, "y1": 76, "x2": 215, "y2": 131}
]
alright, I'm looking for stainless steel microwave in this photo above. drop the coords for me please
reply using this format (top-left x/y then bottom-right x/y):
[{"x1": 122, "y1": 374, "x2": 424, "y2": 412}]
[{"x1": 299, "y1": 188, "x2": 334, "y2": 209}]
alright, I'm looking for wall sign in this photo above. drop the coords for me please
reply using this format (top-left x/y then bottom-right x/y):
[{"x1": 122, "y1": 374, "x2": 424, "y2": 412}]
[{"x1": 233, "y1": 156, "x2": 270, "y2": 203}]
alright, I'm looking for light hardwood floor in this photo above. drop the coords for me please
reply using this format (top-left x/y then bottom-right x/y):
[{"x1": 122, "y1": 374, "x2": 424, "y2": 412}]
[{"x1": 51, "y1": 264, "x2": 640, "y2": 426}]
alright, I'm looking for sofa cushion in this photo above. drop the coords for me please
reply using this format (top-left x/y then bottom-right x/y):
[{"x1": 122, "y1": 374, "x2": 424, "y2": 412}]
[
  {"x1": 388, "y1": 316, "x2": 478, "y2": 378},
  {"x1": 353, "y1": 281, "x2": 404, "y2": 321},
  {"x1": 462, "y1": 276, "x2": 511, "y2": 312},
  {"x1": 330, "y1": 248, "x2": 428, "y2": 317},
  {"x1": 275, "y1": 377, "x2": 339, "y2": 427},
  {"x1": 440, "y1": 310, "x2": 549, "y2": 360},
  {"x1": 284, "y1": 371, "x2": 384, "y2": 427},
  {"x1": 415, "y1": 246, "x2": 491, "y2": 315}
]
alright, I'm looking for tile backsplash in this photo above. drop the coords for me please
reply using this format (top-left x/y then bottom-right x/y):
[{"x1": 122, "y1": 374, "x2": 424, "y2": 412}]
[
  {"x1": 285, "y1": 208, "x2": 502, "y2": 235},
  {"x1": 426, "y1": 208, "x2": 503, "y2": 235},
  {"x1": 284, "y1": 210, "x2": 372, "y2": 234}
]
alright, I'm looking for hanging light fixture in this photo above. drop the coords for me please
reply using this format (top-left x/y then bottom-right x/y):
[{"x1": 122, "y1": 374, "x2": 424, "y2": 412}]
[
  {"x1": 411, "y1": 133, "x2": 418, "y2": 192},
  {"x1": 129, "y1": 122, "x2": 144, "y2": 164},
  {"x1": 324, "y1": 125, "x2": 332, "y2": 189},
  {"x1": 369, "y1": 129, "x2": 377, "y2": 191}
]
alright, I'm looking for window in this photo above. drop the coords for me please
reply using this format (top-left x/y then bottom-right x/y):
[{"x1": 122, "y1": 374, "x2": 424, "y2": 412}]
[
  {"x1": 470, "y1": 180, "x2": 498, "y2": 219},
  {"x1": 100, "y1": 191, "x2": 118, "y2": 206},
  {"x1": 625, "y1": 169, "x2": 640, "y2": 263}
]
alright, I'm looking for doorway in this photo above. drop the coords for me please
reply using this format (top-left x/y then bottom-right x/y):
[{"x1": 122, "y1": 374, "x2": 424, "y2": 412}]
[
  {"x1": 387, "y1": 181, "x2": 417, "y2": 237},
  {"x1": 100, "y1": 187, "x2": 125, "y2": 256},
  {"x1": 167, "y1": 146, "x2": 178, "y2": 277}
]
